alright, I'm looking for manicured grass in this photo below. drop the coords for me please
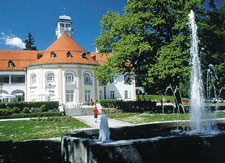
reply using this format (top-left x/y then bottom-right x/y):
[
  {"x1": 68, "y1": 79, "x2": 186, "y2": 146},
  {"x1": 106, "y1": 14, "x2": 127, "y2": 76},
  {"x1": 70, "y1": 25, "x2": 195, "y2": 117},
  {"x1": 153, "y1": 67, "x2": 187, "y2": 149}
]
[
  {"x1": 107, "y1": 111, "x2": 225, "y2": 124},
  {"x1": 0, "y1": 116, "x2": 90, "y2": 141},
  {"x1": 107, "y1": 113, "x2": 190, "y2": 124}
]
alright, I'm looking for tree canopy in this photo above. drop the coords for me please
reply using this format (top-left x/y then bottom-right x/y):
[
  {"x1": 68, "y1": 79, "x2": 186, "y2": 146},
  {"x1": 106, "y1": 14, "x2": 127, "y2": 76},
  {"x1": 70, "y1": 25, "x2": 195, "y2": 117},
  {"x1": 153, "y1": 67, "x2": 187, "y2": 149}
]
[
  {"x1": 95, "y1": 0, "x2": 224, "y2": 96},
  {"x1": 199, "y1": 5, "x2": 225, "y2": 93}
]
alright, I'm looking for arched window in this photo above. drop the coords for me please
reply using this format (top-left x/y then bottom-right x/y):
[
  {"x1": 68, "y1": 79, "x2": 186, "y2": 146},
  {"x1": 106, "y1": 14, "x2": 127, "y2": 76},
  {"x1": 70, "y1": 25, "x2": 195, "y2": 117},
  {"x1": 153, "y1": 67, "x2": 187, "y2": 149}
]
[
  {"x1": 84, "y1": 73, "x2": 91, "y2": 84},
  {"x1": 66, "y1": 73, "x2": 74, "y2": 84},
  {"x1": 31, "y1": 74, "x2": 37, "y2": 85},
  {"x1": 46, "y1": 73, "x2": 54, "y2": 84}
]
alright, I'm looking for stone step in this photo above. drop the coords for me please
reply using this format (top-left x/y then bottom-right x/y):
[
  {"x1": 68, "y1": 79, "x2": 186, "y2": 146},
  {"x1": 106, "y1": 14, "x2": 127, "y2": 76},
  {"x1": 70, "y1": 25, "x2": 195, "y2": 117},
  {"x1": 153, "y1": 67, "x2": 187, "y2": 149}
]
[{"x1": 65, "y1": 107, "x2": 94, "y2": 116}]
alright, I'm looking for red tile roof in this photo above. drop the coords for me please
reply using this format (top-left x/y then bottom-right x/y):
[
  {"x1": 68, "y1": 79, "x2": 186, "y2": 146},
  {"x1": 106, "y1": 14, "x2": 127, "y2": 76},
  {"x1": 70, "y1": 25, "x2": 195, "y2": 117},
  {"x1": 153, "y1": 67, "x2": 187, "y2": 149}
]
[
  {"x1": 0, "y1": 33, "x2": 110, "y2": 70},
  {"x1": 46, "y1": 33, "x2": 85, "y2": 52},
  {"x1": 90, "y1": 52, "x2": 110, "y2": 65},
  {"x1": 0, "y1": 50, "x2": 41, "y2": 70}
]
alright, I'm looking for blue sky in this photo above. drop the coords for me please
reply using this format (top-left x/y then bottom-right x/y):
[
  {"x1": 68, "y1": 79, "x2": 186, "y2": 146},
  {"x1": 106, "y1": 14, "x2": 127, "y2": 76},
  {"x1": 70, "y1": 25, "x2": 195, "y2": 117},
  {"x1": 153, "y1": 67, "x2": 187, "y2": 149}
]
[{"x1": 0, "y1": 0, "x2": 224, "y2": 52}]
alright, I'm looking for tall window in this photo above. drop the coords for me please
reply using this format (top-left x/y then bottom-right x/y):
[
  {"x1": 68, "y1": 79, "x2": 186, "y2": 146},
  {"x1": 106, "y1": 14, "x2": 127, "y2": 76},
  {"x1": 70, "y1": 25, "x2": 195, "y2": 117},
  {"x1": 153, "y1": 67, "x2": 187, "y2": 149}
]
[
  {"x1": 85, "y1": 90, "x2": 91, "y2": 102},
  {"x1": 46, "y1": 73, "x2": 54, "y2": 84},
  {"x1": 60, "y1": 23, "x2": 64, "y2": 30},
  {"x1": 11, "y1": 75, "x2": 25, "y2": 83},
  {"x1": 66, "y1": 73, "x2": 74, "y2": 84},
  {"x1": 125, "y1": 90, "x2": 128, "y2": 99},
  {"x1": 110, "y1": 91, "x2": 115, "y2": 99},
  {"x1": 31, "y1": 74, "x2": 37, "y2": 85},
  {"x1": 66, "y1": 90, "x2": 74, "y2": 102},
  {"x1": 66, "y1": 24, "x2": 71, "y2": 28},
  {"x1": 99, "y1": 90, "x2": 102, "y2": 99},
  {"x1": 0, "y1": 75, "x2": 9, "y2": 83},
  {"x1": 84, "y1": 73, "x2": 91, "y2": 84}
]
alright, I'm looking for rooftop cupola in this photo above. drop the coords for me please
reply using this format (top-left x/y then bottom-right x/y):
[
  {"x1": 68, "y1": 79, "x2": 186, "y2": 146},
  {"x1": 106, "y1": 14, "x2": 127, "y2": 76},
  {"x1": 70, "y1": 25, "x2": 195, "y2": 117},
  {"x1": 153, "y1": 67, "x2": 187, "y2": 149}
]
[{"x1": 56, "y1": 9, "x2": 73, "y2": 39}]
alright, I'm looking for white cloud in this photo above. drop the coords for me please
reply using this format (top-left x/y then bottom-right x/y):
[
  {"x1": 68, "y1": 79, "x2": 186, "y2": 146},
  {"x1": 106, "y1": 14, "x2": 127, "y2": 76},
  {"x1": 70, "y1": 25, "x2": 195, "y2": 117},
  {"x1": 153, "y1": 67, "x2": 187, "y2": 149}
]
[
  {"x1": 5, "y1": 36, "x2": 25, "y2": 49},
  {"x1": 0, "y1": 33, "x2": 25, "y2": 49}
]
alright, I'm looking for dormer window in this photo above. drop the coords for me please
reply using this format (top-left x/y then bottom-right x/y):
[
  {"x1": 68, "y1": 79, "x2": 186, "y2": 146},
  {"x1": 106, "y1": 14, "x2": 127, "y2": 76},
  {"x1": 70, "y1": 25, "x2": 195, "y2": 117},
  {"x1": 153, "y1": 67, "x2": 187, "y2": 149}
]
[
  {"x1": 8, "y1": 60, "x2": 15, "y2": 67},
  {"x1": 92, "y1": 55, "x2": 96, "y2": 60},
  {"x1": 37, "y1": 53, "x2": 43, "y2": 59},
  {"x1": 67, "y1": 51, "x2": 72, "y2": 58},
  {"x1": 82, "y1": 52, "x2": 86, "y2": 59},
  {"x1": 50, "y1": 51, "x2": 56, "y2": 58}
]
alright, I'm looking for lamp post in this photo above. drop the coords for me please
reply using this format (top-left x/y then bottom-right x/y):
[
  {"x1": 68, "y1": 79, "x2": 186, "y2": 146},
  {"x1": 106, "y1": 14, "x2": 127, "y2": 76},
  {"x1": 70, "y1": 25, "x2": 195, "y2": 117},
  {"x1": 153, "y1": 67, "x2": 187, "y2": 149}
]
[
  {"x1": 48, "y1": 83, "x2": 51, "y2": 101},
  {"x1": 0, "y1": 83, "x2": 2, "y2": 102},
  {"x1": 0, "y1": 83, "x2": 2, "y2": 93}
]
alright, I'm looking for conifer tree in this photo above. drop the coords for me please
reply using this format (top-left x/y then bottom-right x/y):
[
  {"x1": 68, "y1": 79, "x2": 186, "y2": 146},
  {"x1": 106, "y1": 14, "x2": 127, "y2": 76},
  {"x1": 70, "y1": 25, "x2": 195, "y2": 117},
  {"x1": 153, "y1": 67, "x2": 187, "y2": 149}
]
[{"x1": 24, "y1": 32, "x2": 37, "y2": 50}]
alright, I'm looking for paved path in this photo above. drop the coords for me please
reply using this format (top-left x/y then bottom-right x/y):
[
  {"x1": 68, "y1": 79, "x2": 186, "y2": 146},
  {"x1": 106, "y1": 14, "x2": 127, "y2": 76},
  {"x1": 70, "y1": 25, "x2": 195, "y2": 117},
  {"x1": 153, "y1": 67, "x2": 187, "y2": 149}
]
[
  {"x1": 73, "y1": 115, "x2": 132, "y2": 128},
  {"x1": 0, "y1": 118, "x2": 34, "y2": 122}
]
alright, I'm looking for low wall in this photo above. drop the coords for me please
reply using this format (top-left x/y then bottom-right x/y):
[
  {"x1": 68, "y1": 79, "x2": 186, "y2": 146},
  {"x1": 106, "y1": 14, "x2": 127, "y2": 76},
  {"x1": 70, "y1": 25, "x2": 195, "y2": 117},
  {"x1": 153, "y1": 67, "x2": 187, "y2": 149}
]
[{"x1": 0, "y1": 139, "x2": 61, "y2": 162}]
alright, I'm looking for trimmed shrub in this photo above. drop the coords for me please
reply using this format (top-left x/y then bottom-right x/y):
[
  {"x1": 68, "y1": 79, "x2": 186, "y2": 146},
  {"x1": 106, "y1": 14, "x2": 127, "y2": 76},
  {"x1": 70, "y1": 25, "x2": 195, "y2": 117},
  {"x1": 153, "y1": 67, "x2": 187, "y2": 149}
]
[
  {"x1": 0, "y1": 101, "x2": 59, "y2": 111},
  {"x1": 0, "y1": 101, "x2": 59, "y2": 117},
  {"x1": 11, "y1": 106, "x2": 20, "y2": 114},
  {"x1": 22, "y1": 107, "x2": 30, "y2": 113},
  {"x1": 0, "y1": 109, "x2": 11, "y2": 116},
  {"x1": 0, "y1": 112, "x2": 61, "y2": 119},
  {"x1": 99, "y1": 99, "x2": 157, "y2": 113},
  {"x1": 30, "y1": 107, "x2": 41, "y2": 113},
  {"x1": 40, "y1": 104, "x2": 47, "y2": 112}
]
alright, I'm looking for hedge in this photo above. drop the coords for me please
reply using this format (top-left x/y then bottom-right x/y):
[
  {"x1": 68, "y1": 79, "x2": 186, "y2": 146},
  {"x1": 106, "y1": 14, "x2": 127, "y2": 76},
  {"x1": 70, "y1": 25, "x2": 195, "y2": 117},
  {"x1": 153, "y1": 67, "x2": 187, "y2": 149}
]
[
  {"x1": 99, "y1": 99, "x2": 157, "y2": 113},
  {"x1": 0, "y1": 101, "x2": 59, "y2": 112},
  {"x1": 136, "y1": 94, "x2": 189, "y2": 103},
  {"x1": 0, "y1": 112, "x2": 61, "y2": 119}
]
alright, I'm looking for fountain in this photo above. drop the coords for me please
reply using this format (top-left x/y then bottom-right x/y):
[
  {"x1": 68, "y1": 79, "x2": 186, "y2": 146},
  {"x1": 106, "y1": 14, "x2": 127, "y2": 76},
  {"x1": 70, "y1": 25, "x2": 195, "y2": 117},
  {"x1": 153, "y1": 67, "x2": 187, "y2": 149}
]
[
  {"x1": 61, "y1": 10, "x2": 225, "y2": 163},
  {"x1": 164, "y1": 86, "x2": 185, "y2": 114},
  {"x1": 188, "y1": 10, "x2": 218, "y2": 133}
]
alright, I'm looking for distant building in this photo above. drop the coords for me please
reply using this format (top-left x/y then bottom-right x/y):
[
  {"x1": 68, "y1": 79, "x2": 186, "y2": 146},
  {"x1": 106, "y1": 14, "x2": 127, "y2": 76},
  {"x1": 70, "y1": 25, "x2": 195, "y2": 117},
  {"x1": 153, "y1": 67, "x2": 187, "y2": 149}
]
[{"x1": 0, "y1": 12, "x2": 136, "y2": 104}]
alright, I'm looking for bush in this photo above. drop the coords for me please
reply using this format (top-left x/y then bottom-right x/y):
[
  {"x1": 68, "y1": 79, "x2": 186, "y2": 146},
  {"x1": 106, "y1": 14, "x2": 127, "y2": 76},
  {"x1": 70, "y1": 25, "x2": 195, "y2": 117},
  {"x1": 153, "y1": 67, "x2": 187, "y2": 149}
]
[
  {"x1": 30, "y1": 107, "x2": 41, "y2": 113},
  {"x1": 0, "y1": 112, "x2": 61, "y2": 119},
  {"x1": 0, "y1": 101, "x2": 59, "y2": 111},
  {"x1": 22, "y1": 107, "x2": 30, "y2": 113},
  {"x1": 99, "y1": 99, "x2": 157, "y2": 113},
  {"x1": 0, "y1": 109, "x2": 11, "y2": 116},
  {"x1": 11, "y1": 106, "x2": 20, "y2": 114},
  {"x1": 40, "y1": 104, "x2": 47, "y2": 112}
]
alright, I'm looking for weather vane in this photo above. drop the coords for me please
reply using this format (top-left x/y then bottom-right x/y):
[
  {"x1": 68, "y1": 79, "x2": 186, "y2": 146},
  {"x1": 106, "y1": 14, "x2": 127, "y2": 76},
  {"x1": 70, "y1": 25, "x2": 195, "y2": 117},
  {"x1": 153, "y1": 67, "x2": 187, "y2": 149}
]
[{"x1": 63, "y1": 8, "x2": 66, "y2": 15}]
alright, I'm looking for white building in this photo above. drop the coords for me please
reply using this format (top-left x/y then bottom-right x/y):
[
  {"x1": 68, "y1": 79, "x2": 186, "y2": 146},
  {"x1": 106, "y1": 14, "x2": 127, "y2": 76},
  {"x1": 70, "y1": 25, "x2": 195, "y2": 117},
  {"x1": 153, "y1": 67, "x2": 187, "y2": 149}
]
[{"x1": 0, "y1": 13, "x2": 136, "y2": 104}]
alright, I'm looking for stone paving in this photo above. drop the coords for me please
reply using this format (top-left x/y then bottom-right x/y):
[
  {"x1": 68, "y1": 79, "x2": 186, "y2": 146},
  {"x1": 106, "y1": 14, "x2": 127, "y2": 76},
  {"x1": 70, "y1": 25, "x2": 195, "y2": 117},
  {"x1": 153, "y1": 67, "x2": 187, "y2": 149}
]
[{"x1": 73, "y1": 115, "x2": 132, "y2": 129}]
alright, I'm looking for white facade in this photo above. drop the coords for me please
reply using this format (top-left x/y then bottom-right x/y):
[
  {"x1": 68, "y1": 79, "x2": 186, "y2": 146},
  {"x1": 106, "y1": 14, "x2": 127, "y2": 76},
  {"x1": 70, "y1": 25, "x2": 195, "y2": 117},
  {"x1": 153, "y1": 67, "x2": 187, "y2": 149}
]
[
  {"x1": 25, "y1": 63, "x2": 136, "y2": 105},
  {"x1": 0, "y1": 71, "x2": 26, "y2": 102}
]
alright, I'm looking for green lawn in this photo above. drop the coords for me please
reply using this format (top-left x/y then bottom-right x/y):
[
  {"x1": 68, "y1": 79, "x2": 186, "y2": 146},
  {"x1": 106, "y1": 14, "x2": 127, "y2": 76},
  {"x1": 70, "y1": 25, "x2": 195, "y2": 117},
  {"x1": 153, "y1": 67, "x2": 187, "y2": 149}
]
[
  {"x1": 0, "y1": 116, "x2": 90, "y2": 141},
  {"x1": 107, "y1": 111, "x2": 225, "y2": 124}
]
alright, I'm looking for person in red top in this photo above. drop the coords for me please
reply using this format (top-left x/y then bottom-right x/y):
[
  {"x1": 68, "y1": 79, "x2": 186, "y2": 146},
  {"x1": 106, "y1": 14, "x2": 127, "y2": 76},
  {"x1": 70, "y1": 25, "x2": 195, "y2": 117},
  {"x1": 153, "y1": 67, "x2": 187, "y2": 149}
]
[{"x1": 93, "y1": 107, "x2": 98, "y2": 123}]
